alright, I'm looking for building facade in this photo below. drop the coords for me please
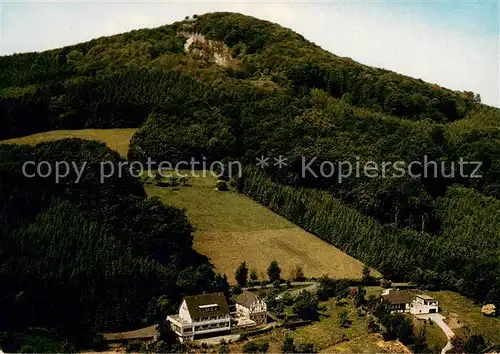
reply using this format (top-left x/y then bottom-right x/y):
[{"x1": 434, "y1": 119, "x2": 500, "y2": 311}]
[
  {"x1": 381, "y1": 289, "x2": 411, "y2": 313},
  {"x1": 167, "y1": 292, "x2": 231, "y2": 342},
  {"x1": 235, "y1": 291, "x2": 267, "y2": 326},
  {"x1": 410, "y1": 294, "x2": 439, "y2": 314}
]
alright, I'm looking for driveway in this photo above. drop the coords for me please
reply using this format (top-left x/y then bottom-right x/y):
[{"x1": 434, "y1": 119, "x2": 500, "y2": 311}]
[
  {"x1": 243, "y1": 281, "x2": 319, "y2": 300},
  {"x1": 414, "y1": 313, "x2": 454, "y2": 354},
  {"x1": 194, "y1": 333, "x2": 240, "y2": 346}
]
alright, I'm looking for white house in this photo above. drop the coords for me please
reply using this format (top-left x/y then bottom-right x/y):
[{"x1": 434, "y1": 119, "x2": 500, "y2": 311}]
[
  {"x1": 410, "y1": 294, "x2": 439, "y2": 314},
  {"x1": 167, "y1": 292, "x2": 231, "y2": 342},
  {"x1": 381, "y1": 289, "x2": 411, "y2": 313},
  {"x1": 235, "y1": 291, "x2": 267, "y2": 326}
]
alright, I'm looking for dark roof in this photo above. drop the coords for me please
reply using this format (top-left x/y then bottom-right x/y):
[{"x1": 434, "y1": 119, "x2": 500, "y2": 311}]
[
  {"x1": 184, "y1": 292, "x2": 229, "y2": 320},
  {"x1": 416, "y1": 294, "x2": 436, "y2": 301},
  {"x1": 391, "y1": 282, "x2": 418, "y2": 289},
  {"x1": 236, "y1": 291, "x2": 261, "y2": 307},
  {"x1": 381, "y1": 289, "x2": 411, "y2": 305}
]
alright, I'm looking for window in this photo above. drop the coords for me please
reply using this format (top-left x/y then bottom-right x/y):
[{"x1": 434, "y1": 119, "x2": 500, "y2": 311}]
[{"x1": 198, "y1": 304, "x2": 219, "y2": 313}]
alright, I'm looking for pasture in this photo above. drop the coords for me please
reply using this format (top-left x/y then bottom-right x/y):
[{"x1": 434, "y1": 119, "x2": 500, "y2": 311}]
[{"x1": 146, "y1": 171, "x2": 380, "y2": 284}]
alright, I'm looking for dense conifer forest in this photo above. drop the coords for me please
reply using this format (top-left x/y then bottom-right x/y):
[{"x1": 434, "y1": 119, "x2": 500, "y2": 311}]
[
  {"x1": 1, "y1": 11, "x2": 499, "y2": 349},
  {"x1": 0, "y1": 140, "x2": 228, "y2": 350}
]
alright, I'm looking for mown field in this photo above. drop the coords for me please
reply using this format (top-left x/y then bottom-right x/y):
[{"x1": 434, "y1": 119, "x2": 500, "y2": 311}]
[
  {"x1": 0, "y1": 129, "x2": 136, "y2": 157},
  {"x1": 146, "y1": 172, "x2": 380, "y2": 284}
]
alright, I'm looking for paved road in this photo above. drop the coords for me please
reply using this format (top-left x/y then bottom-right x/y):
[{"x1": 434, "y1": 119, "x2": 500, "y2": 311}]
[
  {"x1": 286, "y1": 282, "x2": 319, "y2": 298},
  {"x1": 243, "y1": 281, "x2": 319, "y2": 300},
  {"x1": 415, "y1": 314, "x2": 455, "y2": 354},
  {"x1": 194, "y1": 333, "x2": 240, "y2": 346}
]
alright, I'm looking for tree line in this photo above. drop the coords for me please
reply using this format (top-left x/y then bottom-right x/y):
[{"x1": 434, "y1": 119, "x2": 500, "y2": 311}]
[{"x1": 238, "y1": 165, "x2": 500, "y2": 310}]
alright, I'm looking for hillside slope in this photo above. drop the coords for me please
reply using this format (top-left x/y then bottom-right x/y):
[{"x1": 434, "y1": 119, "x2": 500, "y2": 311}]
[
  {"x1": 146, "y1": 172, "x2": 381, "y2": 282},
  {"x1": 0, "y1": 12, "x2": 482, "y2": 140}
]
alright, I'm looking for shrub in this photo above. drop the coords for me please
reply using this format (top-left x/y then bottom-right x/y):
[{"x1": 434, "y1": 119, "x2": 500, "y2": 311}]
[
  {"x1": 235, "y1": 262, "x2": 249, "y2": 287},
  {"x1": 216, "y1": 180, "x2": 229, "y2": 191},
  {"x1": 338, "y1": 310, "x2": 349, "y2": 328},
  {"x1": 242, "y1": 341, "x2": 269, "y2": 353},
  {"x1": 281, "y1": 335, "x2": 295, "y2": 354},
  {"x1": 292, "y1": 291, "x2": 319, "y2": 320},
  {"x1": 316, "y1": 276, "x2": 350, "y2": 301},
  {"x1": 250, "y1": 269, "x2": 258, "y2": 283},
  {"x1": 481, "y1": 304, "x2": 496, "y2": 316},
  {"x1": 362, "y1": 265, "x2": 372, "y2": 281},
  {"x1": 296, "y1": 343, "x2": 317, "y2": 353},
  {"x1": 281, "y1": 292, "x2": 294, "y2": 306},
  {"x1": 232, "y1": 284, "x2": 243, "y2": 295},
  {"x1": 267, "y1": 260, "x2": 281, "y2": 283},
  {"x1": 380, "y1": 279, "x2": 392, "y2": 288},
  {"x1": 367, "y1": 317, "x2": 379, "y2": 333},
  {"x1": 290, "y1": 265, "x2": 305, "y2": 281},
  {"x1": 219, "y1": 343, "x2": 229, "y2": 354}
]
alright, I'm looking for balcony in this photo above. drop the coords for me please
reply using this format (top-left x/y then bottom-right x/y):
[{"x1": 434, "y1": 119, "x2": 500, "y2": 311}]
[
  {"x1": 193, "y1": 324, "x2": 231, "y2": 336},
  {"x1": 191, "y1": 317, "x2": 231, "y2": 326},
  {"x1": 169, "y1": 315, "x2": 232, "y2": 330}
]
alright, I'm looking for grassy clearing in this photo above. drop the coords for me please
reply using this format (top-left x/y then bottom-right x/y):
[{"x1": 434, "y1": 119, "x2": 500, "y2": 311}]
[
  {"x1": 412, "y1": 317, "x2": 447, "y2": 351},
  {"x1": 426, "y1": 291, "x2": 500, "y2": 345},
  {"x1": 321, "y1": 333, "x2": 399, "y2": 353},
  {"x1": 226, "y1": 299, "x2": 391, "y2": 353},
  {"x1": 146, "y1": 172, "x2": 380, "y2": 284},
  {"x1": 292, "y1": 300, "x2": 371, "y2": 350},
  {"x1": 365, "y1": 286, "x2": 384, "y2": 299},
  {"x1": 0, "y1": 129, "x2": 136, "y2": 157}
]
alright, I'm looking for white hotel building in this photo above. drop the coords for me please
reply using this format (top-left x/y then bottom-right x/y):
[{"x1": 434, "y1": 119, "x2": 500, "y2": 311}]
[{"x1": 167, "y1": 292, "x2": 231, "y2": 342}]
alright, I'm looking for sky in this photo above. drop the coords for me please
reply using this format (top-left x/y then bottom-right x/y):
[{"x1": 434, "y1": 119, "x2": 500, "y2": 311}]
[{"x1": 1, "y1": 0, "x2": 499, "y2": 107}]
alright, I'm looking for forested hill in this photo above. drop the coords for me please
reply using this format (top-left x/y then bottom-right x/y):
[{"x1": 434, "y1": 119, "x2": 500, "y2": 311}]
[
  {"x1": 1, "y1": 11, "x2": 500, "y2": 348},
  {"x1": 0, "y1": 12, "x2": 486, "y2": 140}
]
